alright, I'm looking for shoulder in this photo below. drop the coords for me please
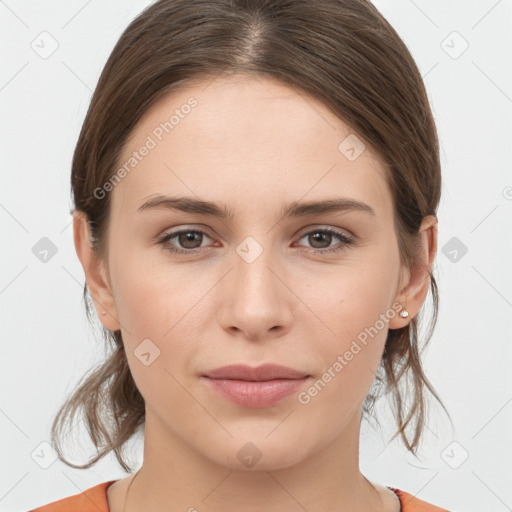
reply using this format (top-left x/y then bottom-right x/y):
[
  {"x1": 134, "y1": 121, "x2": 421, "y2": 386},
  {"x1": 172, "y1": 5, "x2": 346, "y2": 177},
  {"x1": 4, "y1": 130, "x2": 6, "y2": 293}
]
[
  {"x1": 29, "y1": 480, "x2": 117, "y2": 512},
  {"x1": 390, "y1": 487, "x2": 451, "y2": 511}
]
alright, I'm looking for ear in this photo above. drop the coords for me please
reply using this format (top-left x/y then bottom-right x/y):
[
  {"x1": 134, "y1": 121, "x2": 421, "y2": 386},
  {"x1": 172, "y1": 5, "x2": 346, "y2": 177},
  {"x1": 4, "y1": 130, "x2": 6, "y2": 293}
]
[
  {"x1": 388, "y1": 214, "x2": 438, "y2": 329},
  {"x1": 72, "y1": 209, "x2": 121, "y2": 331}
]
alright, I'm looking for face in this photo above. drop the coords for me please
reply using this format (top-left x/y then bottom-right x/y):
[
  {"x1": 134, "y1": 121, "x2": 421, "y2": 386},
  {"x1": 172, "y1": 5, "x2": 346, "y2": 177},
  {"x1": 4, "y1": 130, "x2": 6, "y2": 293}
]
[{"x1": 88, "y1": 74, "x2": 414, "y2": 470}]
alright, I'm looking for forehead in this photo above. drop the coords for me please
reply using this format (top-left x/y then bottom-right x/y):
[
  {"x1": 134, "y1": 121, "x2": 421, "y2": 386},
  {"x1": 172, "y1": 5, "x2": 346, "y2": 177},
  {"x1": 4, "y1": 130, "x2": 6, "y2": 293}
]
[{"x1": 111, "y1": 74, "x2": 393, "y2": 220}]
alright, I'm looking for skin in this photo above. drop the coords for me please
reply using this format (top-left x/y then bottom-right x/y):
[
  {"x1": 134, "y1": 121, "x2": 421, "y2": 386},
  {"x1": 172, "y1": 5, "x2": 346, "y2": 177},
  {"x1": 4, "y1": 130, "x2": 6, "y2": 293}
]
[{"x1": 73, "y1": 74, "x2": 437, "y2": 511}]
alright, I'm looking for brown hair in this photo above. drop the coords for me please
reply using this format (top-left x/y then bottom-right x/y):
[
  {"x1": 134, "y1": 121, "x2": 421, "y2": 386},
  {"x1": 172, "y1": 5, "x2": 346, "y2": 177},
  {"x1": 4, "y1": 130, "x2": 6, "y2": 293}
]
[{"x1": 52, "y1": 0, "x2": 451, "y2": 472}]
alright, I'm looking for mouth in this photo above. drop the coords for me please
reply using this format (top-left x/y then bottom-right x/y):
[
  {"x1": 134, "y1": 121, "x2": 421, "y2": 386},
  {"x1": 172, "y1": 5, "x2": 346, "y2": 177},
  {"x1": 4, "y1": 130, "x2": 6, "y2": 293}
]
[
  {"x1": 201, "y1": 363, "x2": 310, "y2": 381},
  {"x1": 201, "y1": 364, "x2": 311, "y2": 408}
]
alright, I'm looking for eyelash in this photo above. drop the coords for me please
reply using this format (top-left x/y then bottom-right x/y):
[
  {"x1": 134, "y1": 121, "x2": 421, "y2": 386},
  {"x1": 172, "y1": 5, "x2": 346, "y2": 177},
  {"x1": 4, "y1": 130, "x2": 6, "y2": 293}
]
[{"x1": 156, "y1": 227, "x2": 355, "y2": 256}]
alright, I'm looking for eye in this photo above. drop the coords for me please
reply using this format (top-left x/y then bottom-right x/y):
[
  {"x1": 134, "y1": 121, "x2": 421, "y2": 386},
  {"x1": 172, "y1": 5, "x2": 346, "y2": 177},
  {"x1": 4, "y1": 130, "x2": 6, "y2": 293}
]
[
  {"x1": 156, "y1": 226, "x2": 356, "y2": 256},
  {"x1": 295, "y1": 227, "x2": 355, "y2": 254},
  {"x1": 157, "y1": 228, "x2": 214, "y2": 255}
]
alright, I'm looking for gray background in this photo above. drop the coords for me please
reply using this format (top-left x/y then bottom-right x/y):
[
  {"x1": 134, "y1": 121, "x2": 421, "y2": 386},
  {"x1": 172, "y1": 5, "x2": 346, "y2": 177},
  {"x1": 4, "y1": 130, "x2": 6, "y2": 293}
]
[{"x1": 1, "y1": 1, "x2": 511, "y2": 511}]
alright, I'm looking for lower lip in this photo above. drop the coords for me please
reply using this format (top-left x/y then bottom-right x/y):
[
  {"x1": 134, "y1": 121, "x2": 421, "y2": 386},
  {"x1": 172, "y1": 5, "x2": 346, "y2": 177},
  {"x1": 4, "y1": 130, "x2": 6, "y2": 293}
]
[{"x1": 202, "y1": 376, "x2": 309, "y2": 408}]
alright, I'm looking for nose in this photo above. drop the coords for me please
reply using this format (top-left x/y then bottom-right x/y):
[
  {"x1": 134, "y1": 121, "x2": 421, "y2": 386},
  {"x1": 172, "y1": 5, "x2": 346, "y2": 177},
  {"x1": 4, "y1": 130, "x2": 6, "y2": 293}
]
[{"x1": 216, "y1": 244, "x2": 294, "y2": 341}]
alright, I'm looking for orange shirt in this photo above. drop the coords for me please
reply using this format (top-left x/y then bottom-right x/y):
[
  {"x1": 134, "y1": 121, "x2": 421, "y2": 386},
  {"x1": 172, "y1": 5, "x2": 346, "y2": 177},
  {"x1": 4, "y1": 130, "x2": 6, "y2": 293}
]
[{"x1": 30, "y1": 480, "x2": 451, "y2": 511}]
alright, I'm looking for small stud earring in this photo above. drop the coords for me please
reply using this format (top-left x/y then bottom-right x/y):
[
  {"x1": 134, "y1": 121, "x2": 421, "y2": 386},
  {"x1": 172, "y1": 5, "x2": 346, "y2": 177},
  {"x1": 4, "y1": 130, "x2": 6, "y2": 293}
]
[
  {"x1": 102, "y1": 310, "x2": 106, "y2": 316},
  {"x1": 399, "y1": 306, "x2": 409, "y2": 318}
]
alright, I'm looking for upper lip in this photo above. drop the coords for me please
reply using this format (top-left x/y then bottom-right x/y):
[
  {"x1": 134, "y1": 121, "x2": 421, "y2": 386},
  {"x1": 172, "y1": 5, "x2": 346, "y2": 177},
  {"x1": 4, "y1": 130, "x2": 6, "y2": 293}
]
[{"x1": 202, "y1": 364, "x2": 310, "y2": 381}]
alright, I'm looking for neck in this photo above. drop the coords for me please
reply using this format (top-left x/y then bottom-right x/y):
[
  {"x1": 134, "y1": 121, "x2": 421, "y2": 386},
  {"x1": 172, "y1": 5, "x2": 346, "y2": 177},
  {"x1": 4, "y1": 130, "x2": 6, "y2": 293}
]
[{"x1": 124, "y1": 405, "x2": 383, "y2": 512}]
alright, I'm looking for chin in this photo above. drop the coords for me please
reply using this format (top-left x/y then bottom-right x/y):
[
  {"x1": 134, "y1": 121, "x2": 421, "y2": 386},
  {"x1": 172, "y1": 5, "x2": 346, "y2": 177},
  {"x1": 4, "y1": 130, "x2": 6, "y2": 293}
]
[{"x1": 202, "y1": 436, "x2": 310, "y2": 472}]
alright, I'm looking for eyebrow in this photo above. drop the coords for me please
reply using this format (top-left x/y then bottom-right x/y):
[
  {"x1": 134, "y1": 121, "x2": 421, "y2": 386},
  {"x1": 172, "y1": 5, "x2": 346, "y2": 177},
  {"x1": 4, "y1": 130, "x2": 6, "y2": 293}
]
[{"x1": 137, "y1": 194, "x2": 376, "y2": 218}]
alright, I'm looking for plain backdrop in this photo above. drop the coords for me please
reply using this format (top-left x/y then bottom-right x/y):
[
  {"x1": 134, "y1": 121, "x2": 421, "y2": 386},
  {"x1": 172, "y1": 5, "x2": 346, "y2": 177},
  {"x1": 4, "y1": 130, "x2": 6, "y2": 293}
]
[{"x1": 1, "y1": 1, "x2": 511, "y2": 511}]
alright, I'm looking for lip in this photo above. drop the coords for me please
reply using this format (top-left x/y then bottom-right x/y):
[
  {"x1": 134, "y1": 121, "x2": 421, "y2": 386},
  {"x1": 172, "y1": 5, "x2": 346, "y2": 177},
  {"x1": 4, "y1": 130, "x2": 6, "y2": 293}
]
[
  {"x1": 202, "y1": 364, "x2": 309, "y2": 381},
  {"x1": 201, "y1": 364, "x2": 310, "y2": 408}
]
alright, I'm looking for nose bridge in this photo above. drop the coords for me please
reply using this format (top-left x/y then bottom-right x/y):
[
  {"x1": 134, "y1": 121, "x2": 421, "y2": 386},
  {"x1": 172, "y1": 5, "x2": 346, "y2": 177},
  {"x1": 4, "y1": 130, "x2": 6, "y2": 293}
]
[
  {"x1": 218, "y1": 234, "x2": 291, "y2": 337},
  {"x1": 233, "y1": 236, "x2": 280, "y2": 306}
]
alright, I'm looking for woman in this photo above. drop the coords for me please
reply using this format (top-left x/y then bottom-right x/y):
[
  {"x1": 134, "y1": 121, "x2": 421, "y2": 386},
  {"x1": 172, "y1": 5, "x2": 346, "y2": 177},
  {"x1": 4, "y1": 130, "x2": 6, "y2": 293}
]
[{"x1": 31, "y1": 0, "x2": 452, "y2": 510}]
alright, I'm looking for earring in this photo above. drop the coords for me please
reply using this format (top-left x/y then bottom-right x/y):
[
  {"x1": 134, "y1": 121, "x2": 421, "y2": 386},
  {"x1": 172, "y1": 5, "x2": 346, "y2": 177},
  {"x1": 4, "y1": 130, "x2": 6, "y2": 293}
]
[
  {"x1": 102, "y1": 310, "x2": 106, "y2": 316},
  {"x1": 399, "y1": 305, "x2": 409, "y2": 318}
]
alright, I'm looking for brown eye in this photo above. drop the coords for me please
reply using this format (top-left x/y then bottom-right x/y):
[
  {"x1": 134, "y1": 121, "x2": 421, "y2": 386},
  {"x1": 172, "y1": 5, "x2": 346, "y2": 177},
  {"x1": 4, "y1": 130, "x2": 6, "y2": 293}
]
[
  {"x1": 296, "y1": 228, "x2": 355, "y2": 254},
  {"x1": 158, "y1": 229, "x2": 213, "y2": 254},
  {"x1": 177, "y1": 231, "x2": 204, "y2": 249},
  {"x1": 308, "y1": 231, "x2": 333, "y2": 249}
]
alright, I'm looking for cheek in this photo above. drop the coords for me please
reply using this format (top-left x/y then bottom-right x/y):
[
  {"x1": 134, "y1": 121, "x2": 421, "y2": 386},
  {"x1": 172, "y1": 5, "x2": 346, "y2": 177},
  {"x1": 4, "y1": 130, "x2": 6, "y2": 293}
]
[
  {"x1": 301, "y1": 253, "x2": 399, "y2": 398},
  {"x1": 107, "y1": 244, "x2": 211, "y2": 385},
  {"x1": 107, "y1": 247, "x2": 203, "y2": 406},
  {"x1": 108, "y1": 242, "x2": 196, "y2": 334},
  {"x1": 307, "y1": 245, "x2": 398, "y2": 330}
]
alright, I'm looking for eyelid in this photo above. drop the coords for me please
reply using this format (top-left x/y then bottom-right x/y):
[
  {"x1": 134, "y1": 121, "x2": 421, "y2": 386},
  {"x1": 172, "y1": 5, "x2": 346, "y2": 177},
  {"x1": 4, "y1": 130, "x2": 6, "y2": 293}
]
[
  {"x1": 158, "y1": 226, "x2": 216, "y2": 245},
  {"x1": 295, "y1": 223, "x2": 354, "y2": 239},
  {"x1": 155, "y1": 224, "x2": 215, "y2": 241},
  {"x1": 157, "y1": 223, "x2": 356, "y2": 257},
  {"x1": 158, "y1": 223, "x2": 354, "y2": 243}
]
